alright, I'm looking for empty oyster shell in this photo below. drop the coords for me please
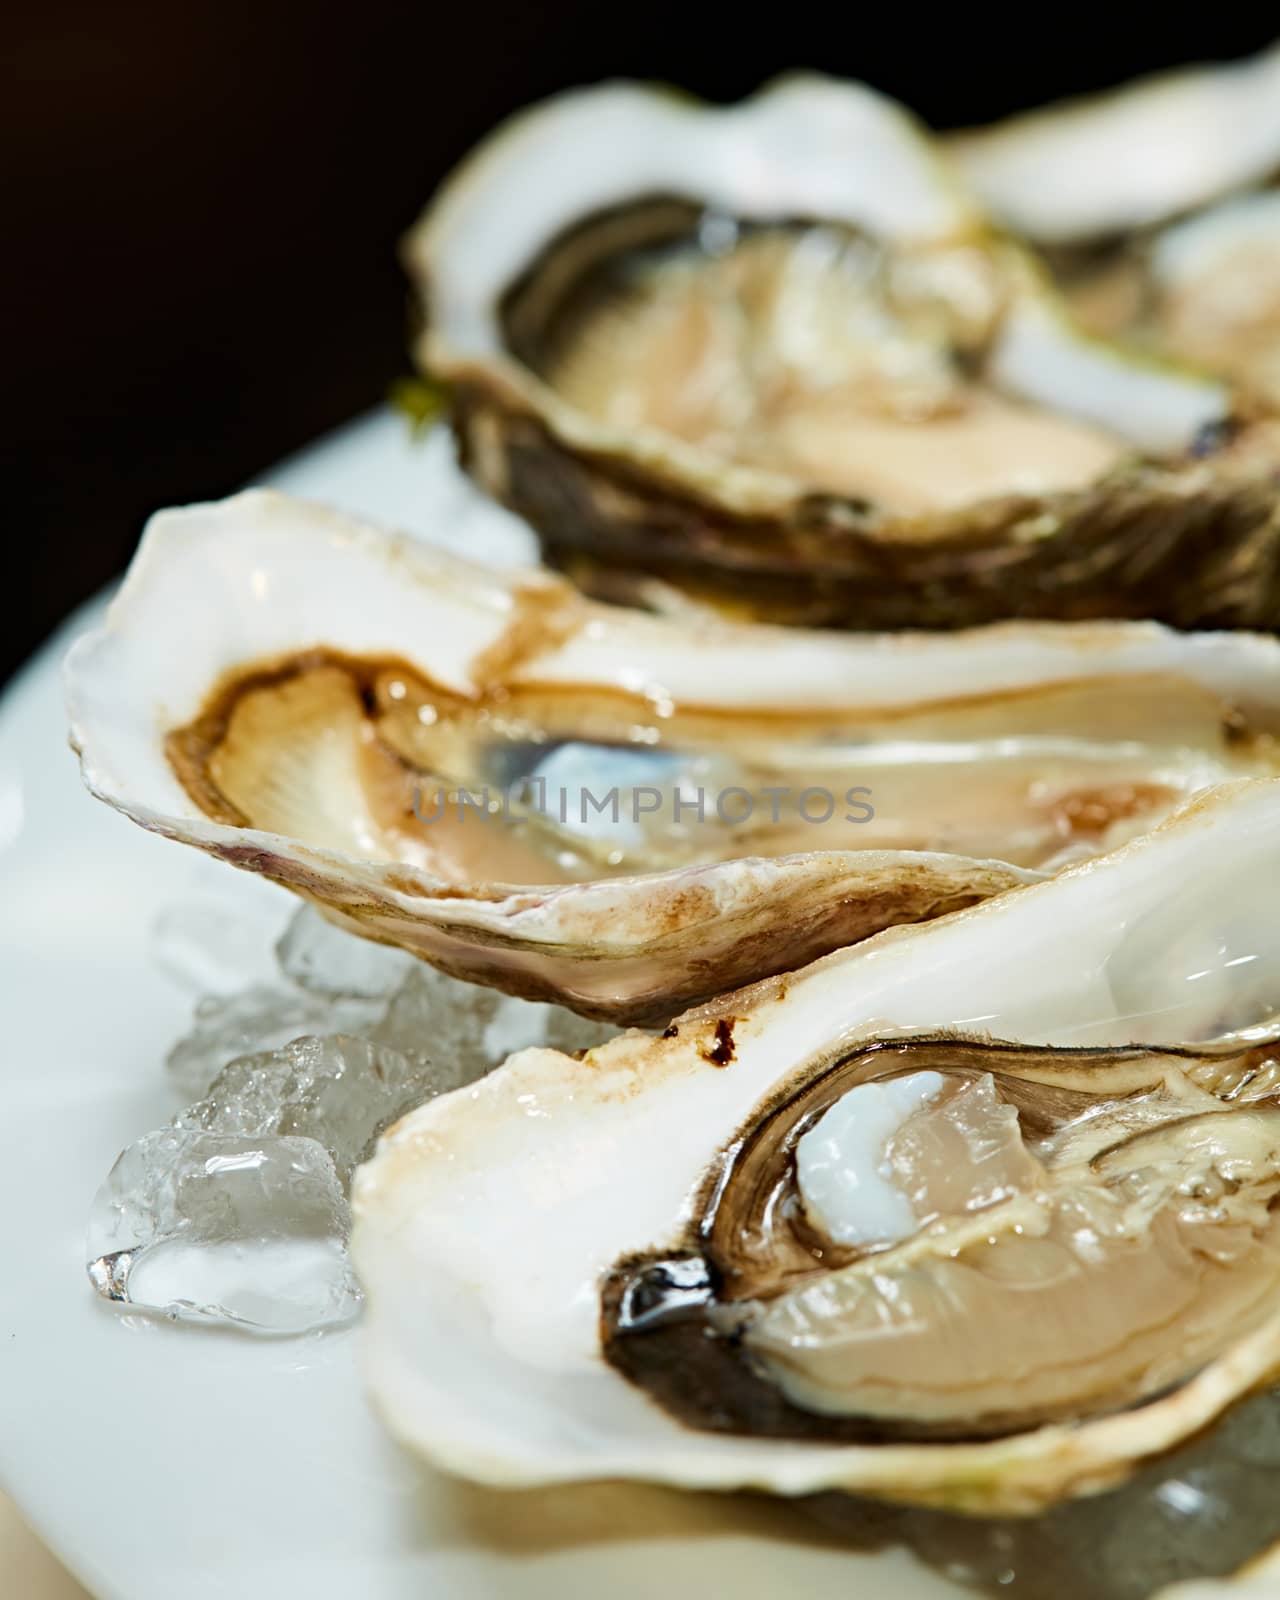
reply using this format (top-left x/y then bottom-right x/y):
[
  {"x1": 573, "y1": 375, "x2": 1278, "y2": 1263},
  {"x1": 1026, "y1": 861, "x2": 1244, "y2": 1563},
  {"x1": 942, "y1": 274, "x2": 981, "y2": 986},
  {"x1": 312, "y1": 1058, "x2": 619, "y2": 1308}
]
[
  {"x1": 65, "y1": 492, "x2": 1280, "y2": 1024},
  {"x1": 407, "y1": 74, "x2": 1280, "y2": 629},
  {"x1": 352, "y1": 779, "x2": 1280, "y2": 1513}
]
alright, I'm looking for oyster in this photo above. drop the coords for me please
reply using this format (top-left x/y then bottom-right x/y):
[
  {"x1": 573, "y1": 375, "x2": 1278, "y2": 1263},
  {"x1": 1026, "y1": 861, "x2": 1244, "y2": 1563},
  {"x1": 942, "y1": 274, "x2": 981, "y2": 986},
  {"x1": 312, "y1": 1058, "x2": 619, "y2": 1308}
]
[
  {"x1": 601, "y1": 1039, "x2": 1280, "y2": 1446},
  {"x1": 1128, "y1": 195, "x2": 1280, "y2": 409},
  {"x1": 65, "y1": 492, "x2": 1280, "y2": 1024},
  {"x1": 950, "y1": 46, "x2": 1280, "y2": 406},
  {"x1": 352, "y1": 779, "x2": 1280, "y2": 1514},
  {"x1": 950, "y1": 43, "x2": 1280, "y2": 247},
  {"x1": 406, "y1": 74, "x2": 1280, "y2": 630}
]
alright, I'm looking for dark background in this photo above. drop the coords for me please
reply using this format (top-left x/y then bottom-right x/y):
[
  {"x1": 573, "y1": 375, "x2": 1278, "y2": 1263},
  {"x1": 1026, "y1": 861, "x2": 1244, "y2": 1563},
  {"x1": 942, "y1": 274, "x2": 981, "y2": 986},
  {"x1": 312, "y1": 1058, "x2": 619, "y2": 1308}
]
[{"x1": 5, "y1": 5, "x2": 1276, "y2": 688}]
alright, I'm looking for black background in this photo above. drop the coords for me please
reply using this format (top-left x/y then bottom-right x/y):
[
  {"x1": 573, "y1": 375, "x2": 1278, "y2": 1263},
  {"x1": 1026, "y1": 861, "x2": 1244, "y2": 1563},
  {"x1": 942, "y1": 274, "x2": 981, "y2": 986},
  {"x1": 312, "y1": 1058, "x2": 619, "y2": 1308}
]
[{"x1": 5, "y1": 5, "x2": 1276, "y2": 688}]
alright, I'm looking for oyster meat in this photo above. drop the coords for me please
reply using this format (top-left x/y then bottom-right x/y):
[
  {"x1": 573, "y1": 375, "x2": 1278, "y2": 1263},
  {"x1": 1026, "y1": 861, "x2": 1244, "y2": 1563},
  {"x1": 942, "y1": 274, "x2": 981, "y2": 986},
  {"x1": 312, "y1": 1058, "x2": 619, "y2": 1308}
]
[
  {"x1": 407, "y1": 74, "x2": 1280, "y2": 629},
  {"x1": 65, "y1": 491, "x2": 1280, "y2": 1023},
  {"x1": 602, "y1": 1038, "x2": 1280, "y2": 1444},
  {"x1": 353, "y1": 779, "x2": 1280, "y2": 1516}
]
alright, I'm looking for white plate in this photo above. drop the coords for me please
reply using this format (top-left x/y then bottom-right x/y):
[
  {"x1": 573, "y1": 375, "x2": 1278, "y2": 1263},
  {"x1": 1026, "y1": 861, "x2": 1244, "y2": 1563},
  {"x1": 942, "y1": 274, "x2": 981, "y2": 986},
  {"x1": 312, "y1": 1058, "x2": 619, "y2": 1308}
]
[{"x1": 0, "y1": 411, "x2": 957, "y2": 1600}]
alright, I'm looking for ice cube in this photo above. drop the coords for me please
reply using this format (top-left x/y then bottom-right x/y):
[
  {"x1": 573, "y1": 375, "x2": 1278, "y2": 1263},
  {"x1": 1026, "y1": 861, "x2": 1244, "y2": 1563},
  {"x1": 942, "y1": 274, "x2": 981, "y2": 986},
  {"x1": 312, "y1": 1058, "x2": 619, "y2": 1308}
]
[
  {"x1": 166, "y1": 984, "x2": 385, "y2": 1098},
  {"x1": 102, "y1": 894, "x2": 622, "y2": 1335},
  {"x1": 175, "y1": 1032, "x2": 472, "y2": 1184},
  {"x1": 805, "y1": 1387, "x2": 1280, "y2": 1599},
  {"x1": 275, "y1": 906, "x2": 413, "y2": 999},
  {"x1": 86, "y1": 1028, "x2": 484, "y2": 1334},
  {"x1": 86, "y1": 1130, "x2": 358, "y2": 1334},
  {"x1": 165, "y1": 898, "x2": 619, "y2": 1098},
  {"x1": 372, "y1": 962, "x2": 614, "y2": 1064}
]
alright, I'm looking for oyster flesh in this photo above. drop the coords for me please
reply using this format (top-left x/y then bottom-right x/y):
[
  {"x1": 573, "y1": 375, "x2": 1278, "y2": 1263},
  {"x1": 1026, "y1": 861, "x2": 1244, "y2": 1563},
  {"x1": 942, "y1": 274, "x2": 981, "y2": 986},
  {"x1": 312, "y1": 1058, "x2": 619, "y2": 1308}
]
[
  {"x1": 407, "y1": 74, "x2": 1280, "y2": 629},
  {"x1": 65, "y1": 491, "x2": 1280, "y2": 1023},
  {"x1": 353, "y1": 779, "x2": 1280, "y2": 1515}
]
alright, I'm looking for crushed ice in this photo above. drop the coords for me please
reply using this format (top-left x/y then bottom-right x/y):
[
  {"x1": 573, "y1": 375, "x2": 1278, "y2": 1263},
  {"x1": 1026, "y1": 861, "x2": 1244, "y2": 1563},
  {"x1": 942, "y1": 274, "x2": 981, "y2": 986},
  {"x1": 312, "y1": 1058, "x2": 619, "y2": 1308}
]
[
  {"x1": 806, "y1": 1386, "x2": 1280, "y2": 1599},
  {"x1": 88, "y1": 900, "x2": 614, "y2": 1333}
]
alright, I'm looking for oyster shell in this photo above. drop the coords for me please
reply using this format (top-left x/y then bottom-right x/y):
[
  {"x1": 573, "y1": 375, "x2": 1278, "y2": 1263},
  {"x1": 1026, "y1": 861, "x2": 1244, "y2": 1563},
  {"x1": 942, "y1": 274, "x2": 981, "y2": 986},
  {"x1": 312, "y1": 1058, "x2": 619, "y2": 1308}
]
[
  {"x1": 352, "y1": 779, "x2": 1280, "y2": 1513},
  {"x1": 65, "y1": 492, "x2": 1280, "y2": 1024},
  {"x1": 950, "y1": 43, "x2": 1280, "y2": 246},
  {"x1": 1118, "y1": 195, "x2": 1280, "y2": 410},
  {"x1": 950, "y1": 47, "x2": 1280, "y2": 407},
  {"x1": 406, "y1": 74, "x2": 1280, "y2": 630}
]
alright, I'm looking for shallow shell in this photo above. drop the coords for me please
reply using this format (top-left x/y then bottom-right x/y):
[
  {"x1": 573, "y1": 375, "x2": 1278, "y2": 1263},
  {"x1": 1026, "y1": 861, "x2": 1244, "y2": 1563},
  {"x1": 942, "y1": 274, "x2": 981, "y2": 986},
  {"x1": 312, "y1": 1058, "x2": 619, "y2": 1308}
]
[{"x1": 64, "y1": 492, "x2": 1280, "y2": 1024}]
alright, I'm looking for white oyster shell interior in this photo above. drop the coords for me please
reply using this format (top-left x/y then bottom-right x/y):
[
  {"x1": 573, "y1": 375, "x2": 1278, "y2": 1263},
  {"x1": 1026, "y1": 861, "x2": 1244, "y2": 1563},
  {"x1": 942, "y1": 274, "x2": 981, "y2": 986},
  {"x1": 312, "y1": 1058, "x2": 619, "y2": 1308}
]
[
  {"x1": 950, "y1": 41, "x2": 1280, "y2": 243},
  {"x1": 352, "y1": 779, "x2": 1280, "y2": 1509}
]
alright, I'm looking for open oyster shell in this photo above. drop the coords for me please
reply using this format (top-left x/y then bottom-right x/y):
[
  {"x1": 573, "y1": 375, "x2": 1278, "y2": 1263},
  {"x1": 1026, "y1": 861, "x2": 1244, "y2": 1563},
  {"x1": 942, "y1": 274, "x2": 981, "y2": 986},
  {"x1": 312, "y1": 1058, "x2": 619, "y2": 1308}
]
[
  {"x1": 1081, "y1": 193, "x2": 1280, "y2": 411},
  {"x1": 64, "y1": 492, "x2": 1280, "y2": 1024},
  {"x1": 406, "y1": 74, "x2": 1280, "y2": 630},
  {"x1": 950, "y1": 42, "x2": 1280, "y2": 246},
  {"x1": 352, "y1": 779, "x2": 1280, "y2": 1514},
  {"x1": 950, "y1": 46, "x2": 1280, "y2": 407},
  {"x1": 1151, "y1": 193, "x2": 1280, "y2": 393}
]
